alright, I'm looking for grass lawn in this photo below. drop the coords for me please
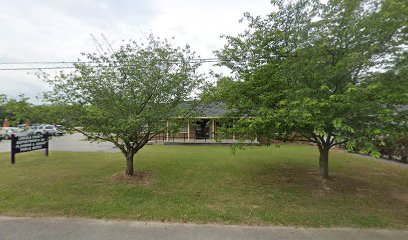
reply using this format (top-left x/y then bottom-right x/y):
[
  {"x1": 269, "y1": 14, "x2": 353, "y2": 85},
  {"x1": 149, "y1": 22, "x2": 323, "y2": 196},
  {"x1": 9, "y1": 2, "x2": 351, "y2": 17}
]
[{"x1": 0, "y1": 144, "x2": 407, "y2": 229}]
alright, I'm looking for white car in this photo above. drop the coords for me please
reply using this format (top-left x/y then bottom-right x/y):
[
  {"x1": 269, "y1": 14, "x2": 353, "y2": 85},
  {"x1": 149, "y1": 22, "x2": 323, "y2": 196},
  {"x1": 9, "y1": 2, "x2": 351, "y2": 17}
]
[
  {"x1": 0, "y1": 127, "x2": 21, "y2": 140},
  {"x1": 32, "y1": 125, "x2": 58, "y2": 136}
]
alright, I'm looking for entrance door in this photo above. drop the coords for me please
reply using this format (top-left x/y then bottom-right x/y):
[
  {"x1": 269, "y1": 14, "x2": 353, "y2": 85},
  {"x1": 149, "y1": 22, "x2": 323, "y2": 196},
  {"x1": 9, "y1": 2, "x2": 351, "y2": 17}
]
[{"x1": 195, "y1": 119, "x2": 210, "y2": 139}]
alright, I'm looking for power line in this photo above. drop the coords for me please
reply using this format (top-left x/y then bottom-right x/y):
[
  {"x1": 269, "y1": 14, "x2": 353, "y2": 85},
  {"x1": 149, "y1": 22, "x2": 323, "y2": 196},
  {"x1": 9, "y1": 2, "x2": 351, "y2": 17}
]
[
  {"x1": 0, "y1": 58, "x2": 227, "y2": 71},
  {"x1": 0, "y1": 61, "x2": 82, "y2": 65},
  {"x1": 0, "y1": 58, "x2": 221, "y2": 65},
  {"x1": 0, "y1": 66, "x2": 78, "y2": 71}
]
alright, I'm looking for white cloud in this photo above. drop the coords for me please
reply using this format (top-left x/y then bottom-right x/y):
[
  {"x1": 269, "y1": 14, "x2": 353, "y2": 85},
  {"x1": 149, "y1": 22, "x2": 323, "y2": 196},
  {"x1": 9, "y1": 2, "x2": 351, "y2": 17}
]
[
  {"x1": 149, "y1": 0, "x2": 272, "y2": 55},
  {"x1": 0, "y1": 0, "x2": 274, "y2": 100}
]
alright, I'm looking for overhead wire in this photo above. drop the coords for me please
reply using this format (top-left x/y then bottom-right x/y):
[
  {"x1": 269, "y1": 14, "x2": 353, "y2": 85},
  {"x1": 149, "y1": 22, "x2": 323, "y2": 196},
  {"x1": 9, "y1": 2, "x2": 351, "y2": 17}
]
[
  {"x1": 0, "y1": 57, "x2": 221, "y2": 65},
  {"x1": 0, "y1": 58, "x2": 226, "y2": 71}
]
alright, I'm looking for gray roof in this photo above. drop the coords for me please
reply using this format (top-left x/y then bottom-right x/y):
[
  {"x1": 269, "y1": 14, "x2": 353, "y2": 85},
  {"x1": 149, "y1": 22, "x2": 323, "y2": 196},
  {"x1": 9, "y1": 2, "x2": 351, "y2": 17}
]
[
  {"x1": 177, "y1": 101, "x2": 228, "y2": 118},
  {"x1": 193, "y1": 102, "x2": 227, "y2": 118}
]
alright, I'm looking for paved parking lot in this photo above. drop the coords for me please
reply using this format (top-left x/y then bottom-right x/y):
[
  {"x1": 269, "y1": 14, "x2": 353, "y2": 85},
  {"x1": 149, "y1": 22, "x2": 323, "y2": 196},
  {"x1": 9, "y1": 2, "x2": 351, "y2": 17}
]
[{"x1": 0, "y1": 133, "x2": 118, "y2": 153}]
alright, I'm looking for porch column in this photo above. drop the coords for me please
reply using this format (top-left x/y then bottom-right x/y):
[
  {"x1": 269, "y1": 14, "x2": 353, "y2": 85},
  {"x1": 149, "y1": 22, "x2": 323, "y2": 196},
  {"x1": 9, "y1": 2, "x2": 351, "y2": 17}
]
[
  {"x1": 187, "y1": 121, "x2": 190, "y2": 141},
  {"x1": 212, "y1": 119, "x2": 215, "y2": 140},
  {"x1": 232, "y1": 119, "x2": 235, "y2": 143},
  {"x1": 166, "y1": 121, "x2": 169, "y2": 141}
]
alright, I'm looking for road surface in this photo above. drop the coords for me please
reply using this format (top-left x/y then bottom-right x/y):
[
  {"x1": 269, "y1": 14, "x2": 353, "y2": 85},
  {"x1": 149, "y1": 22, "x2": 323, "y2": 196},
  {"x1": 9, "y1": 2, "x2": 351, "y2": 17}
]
[{"x1": 0, "y1": 217, "x2": 407, "y2": 240}]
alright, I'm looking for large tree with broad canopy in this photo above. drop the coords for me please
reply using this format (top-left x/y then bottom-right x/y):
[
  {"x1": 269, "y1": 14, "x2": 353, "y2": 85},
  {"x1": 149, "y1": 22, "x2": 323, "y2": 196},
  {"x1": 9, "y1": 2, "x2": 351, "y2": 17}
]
[
  {"x1": 44, "y1": 35, "x2": 206, "y2": 176},
  {"x1": 215, "y1": 0, "x2": 408, "y2": 178}
]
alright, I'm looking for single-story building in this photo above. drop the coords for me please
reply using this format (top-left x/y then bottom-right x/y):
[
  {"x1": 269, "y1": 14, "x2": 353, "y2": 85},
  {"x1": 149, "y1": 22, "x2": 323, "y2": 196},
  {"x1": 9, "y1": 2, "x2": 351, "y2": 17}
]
[{"x1": 150, "y1": 102, "x2": 257, "y2": 143}]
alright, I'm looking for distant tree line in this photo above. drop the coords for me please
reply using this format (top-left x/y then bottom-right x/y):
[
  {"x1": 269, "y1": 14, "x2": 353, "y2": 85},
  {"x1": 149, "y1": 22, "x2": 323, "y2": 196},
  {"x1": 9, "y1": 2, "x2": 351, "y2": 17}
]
[{"x1": 0, "y1": 94, "x2": 62, "y2": 126}]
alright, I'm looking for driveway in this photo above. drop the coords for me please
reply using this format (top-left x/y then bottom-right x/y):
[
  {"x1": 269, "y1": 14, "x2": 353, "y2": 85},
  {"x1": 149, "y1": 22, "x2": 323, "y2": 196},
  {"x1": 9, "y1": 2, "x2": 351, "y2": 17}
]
[
  {"x1": 0, "y1": 133, "x2": 118, "y2": 153},
  {"x1": 0, "y1": 217, "x2": 407, "y2": 240}
]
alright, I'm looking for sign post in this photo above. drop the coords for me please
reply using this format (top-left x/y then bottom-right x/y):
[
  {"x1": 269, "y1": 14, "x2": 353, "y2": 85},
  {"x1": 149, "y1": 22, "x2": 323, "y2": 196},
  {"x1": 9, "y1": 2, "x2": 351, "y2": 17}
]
[{"x1": 11, "y1": 134, "x2": 49, "y2": 164}]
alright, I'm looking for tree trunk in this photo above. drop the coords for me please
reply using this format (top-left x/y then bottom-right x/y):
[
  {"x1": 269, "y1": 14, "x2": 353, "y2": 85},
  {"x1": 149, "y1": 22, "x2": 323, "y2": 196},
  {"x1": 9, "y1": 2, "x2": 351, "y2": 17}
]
[
  {"x1": 125, "y1": 151, "x2": 135, "y2": 176},
  {"x1": 319, "y1": 146, "x2": 330, "y2": 179},
  {"x1": 401, "y1": 155, "x2": 407, "y2": 164}
]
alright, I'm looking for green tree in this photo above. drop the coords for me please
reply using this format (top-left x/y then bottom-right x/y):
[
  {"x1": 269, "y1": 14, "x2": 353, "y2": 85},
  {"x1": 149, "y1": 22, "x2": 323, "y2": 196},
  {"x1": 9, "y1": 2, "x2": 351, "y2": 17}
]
[
  {"x1": 29, "y1": 104, "x2": 65, "y2": 125},
  {"x1": 44, "y1": 36, "x2": 205, "y2": 176},
  {"x1": 366, "y1": 53, "x2": 408, "y2": 163},
  {"x1": 0, "y1": 94, "x2": 33, "y2": 126},
  {"x1": 0, "y1": 94, "x2": 7, "y2": 125},
  {"x1": 215, "y1": 0, "x2": 408, "y2": 178}
]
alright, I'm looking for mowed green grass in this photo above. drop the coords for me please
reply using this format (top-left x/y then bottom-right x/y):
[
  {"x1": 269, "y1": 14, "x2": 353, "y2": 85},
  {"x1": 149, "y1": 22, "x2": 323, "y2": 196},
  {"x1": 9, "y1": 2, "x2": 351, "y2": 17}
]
[{"x1": 0, "y1": 144, "x2": 407, "y2": 229}]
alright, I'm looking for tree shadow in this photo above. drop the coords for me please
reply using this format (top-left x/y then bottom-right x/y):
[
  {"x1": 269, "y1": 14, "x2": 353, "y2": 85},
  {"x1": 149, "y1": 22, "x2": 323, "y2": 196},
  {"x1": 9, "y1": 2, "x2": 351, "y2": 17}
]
[{"x1": 244, "y1": 161, "x2": 407, "y2": 205}]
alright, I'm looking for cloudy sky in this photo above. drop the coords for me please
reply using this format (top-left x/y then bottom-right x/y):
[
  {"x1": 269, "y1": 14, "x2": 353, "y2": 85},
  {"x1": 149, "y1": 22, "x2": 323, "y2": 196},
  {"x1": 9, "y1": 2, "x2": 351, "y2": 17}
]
[{"x1": 0, "y1": 0, "x2": 274, "y2": 102}]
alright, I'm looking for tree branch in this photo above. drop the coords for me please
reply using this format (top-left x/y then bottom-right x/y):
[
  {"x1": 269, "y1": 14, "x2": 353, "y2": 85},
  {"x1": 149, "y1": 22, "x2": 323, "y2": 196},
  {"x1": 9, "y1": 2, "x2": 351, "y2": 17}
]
[
  {"x1": 298, "y1": 132, "x2": 320, "y2": 143},
  {"x1": 330, "y1": 139, "x2": 349, "y2": 148}
]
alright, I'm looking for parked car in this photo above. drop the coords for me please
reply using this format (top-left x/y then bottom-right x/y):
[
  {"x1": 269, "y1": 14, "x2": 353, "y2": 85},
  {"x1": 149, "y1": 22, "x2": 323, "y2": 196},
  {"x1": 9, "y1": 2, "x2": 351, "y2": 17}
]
[
  {"x1": 0, "y1": 127, "x2": 21, "y2": 140},
  {"x1": 16, "y1": 128, "x2": 36, "y2": 137},
  {"x1": 32, "y1": 124, "x2": 63, "y2": 136},
  {"x1": 32, "y1": 125, "x2": 56, "y2": 136},
  {"x1": 55, "y1": 125, "x2": 66, "y2": 136}
]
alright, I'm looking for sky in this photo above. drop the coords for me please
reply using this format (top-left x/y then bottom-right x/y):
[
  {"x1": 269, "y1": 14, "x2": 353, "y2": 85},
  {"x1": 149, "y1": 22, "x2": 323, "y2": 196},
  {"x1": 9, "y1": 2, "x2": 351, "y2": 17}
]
[{"x1": 0, "y1": 0, "x2": 274, "y2": 102}]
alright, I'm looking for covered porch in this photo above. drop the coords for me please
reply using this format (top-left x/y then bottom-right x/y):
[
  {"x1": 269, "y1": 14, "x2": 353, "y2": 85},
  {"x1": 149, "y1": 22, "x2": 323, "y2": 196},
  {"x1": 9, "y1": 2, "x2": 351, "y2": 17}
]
[{"x1": 149, "y1": 118, "x2": 258, "y2": 144}]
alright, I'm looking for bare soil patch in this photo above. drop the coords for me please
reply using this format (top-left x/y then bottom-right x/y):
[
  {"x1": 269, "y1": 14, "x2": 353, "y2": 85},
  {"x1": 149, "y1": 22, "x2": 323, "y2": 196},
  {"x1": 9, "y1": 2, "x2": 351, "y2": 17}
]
[{"x1": 111, "y1": 171, "x2": 152, "y2": 185}]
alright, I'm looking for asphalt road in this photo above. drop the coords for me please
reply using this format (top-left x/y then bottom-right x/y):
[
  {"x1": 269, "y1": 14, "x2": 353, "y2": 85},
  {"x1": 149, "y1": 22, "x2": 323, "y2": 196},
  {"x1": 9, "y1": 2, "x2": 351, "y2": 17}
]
[
  {"x1": 0, "y1": 133, "x2": 118, "y2": 153},
  {"x1": 0, "y1": 217, "x2": 407, "y2": 240}
]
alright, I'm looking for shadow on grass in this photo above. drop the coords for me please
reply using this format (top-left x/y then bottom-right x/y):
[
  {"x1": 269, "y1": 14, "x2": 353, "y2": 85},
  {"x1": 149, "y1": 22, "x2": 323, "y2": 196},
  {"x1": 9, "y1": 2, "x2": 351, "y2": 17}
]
[{"x1": 244, "y1": 160, "x2": 407, "y2": 205}]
